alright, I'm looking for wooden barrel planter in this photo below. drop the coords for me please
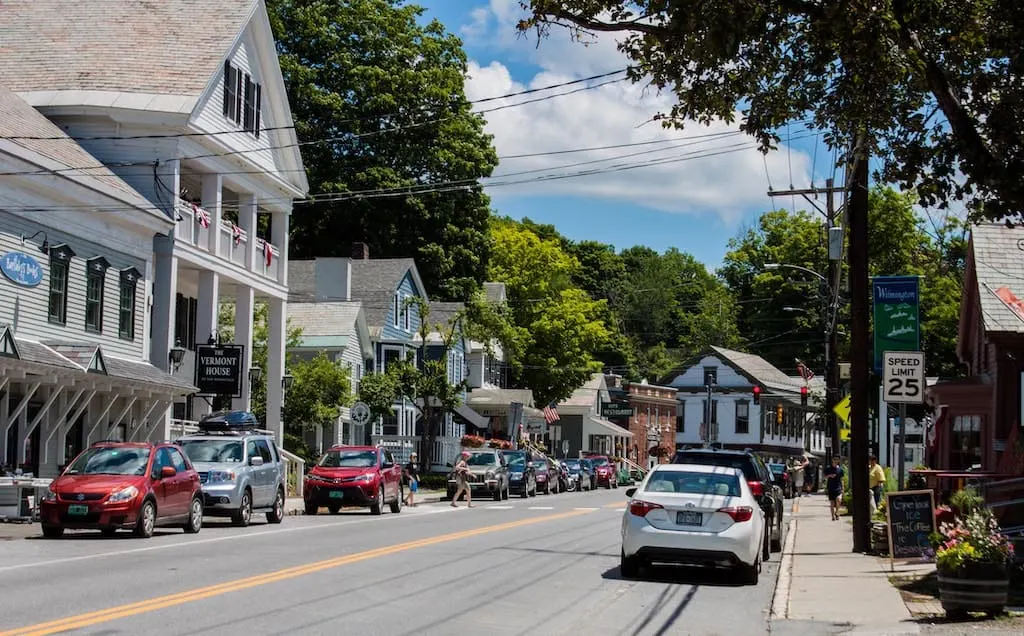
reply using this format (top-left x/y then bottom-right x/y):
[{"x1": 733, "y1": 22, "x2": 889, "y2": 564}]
[
  {"x1": 938, "y1": 563, "x2": 1009, "y2": 617},
  {"x1": 870, "y1": 522, "x2": 890, "y2": 554}
]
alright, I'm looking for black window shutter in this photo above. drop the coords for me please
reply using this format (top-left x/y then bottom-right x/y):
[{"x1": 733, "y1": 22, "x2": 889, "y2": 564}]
[
  {"x1": 253, "y1": 84, "x2": 261, "y2": 137},
  {"x1": 243, "y1": 74, "x2": 253, "y2": 131},
  {"x1": 235, "y1": 72, "x2": 243, "y2": 124},
  {"x1": 222, "y1": 61, "x2": 231, "y2": 117}
]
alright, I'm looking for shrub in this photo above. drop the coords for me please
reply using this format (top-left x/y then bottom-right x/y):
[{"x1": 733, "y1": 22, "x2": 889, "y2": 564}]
[
  {"x1": 933, "y1": 508, "x2": 1015, "y2": 573},
  {"x1": 419, "y1": 474, "x2": 449, "y2": 490}
]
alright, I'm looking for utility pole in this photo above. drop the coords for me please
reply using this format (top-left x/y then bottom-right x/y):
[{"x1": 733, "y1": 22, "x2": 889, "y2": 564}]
[
  {"x1": 767, "y1": 179, "x2": 845, "y2": 461},
  {"x1": 848, "y1": 135, "x2": 872, "y2": 553}
]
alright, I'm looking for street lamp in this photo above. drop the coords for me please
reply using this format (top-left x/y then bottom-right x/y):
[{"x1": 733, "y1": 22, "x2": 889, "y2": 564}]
[
  {"x1": 764, "y1": 262, "x2": 827, "y2": 283},
  {"x1": 248, "y1": 366, "x2": 263, "y2": 386},
  {"x1": 282, "y1": 371, "x2": 294, "y2": 391},
  {"x1": 168, "y1": 338, "x2": 186, "y2": 372}
]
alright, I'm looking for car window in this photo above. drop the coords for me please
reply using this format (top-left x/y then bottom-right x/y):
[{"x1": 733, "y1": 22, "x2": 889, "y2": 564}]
[
  {"x1": 674, "y1": 453, "x2": 758, "y2": 481},
  {"x1": 255, "y1": 439, "x2": 274, "y2": 463},
  {"x1": 383, "y1": 450, "x2": 395, "y2": 466},
  {"x1": 168, "y1": 448, "x2": 188, "y2": 472},
  {"x1": 646, "y1": 471, "x2": 740, "y2": 496},
  {"x1": 246, "y1": 440, "x2": 259, "y2": 462},
  {"x1": 319, "y1": 450, "x2": 377, "y2": 467},
  {"x1": 153, "y1": 448, "x2": 173, "y2": 475},
  {"x1": 179, "y1": 439, "x2": 243, "y2": 463}
]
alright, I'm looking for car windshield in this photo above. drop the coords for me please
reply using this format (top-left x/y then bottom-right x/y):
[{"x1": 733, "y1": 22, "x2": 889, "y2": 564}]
[
  {"x1": 767, "y1": 463, "x2": 786, "y2": 475},
  {"x1": 564, "y1": 460, "x2": 581, "y2": 470},
  {"x1": 590, "y1": 457, "x2": 609, "y2": 467},
  {"x1": 674, "y1": 453, "x2": 759, "y2": 480},
  {"x1": 645, "y1": 471, "x2": 741, "y2": 496},
  {"x1": 319, "y1": 450, "x2": 377, "y2": 468},
  {"x1": 506, "y1": 455, "x2": 526, "y2": 468},
  {"x1": 178, "y1": 439, "x2": 244, "y2": 463},
  {"x1": 466, "y1": 452, "x2": 497, "y2": 467},
  {"x1": 65, "y1": 447, "x2": 150, "y2": 476}
]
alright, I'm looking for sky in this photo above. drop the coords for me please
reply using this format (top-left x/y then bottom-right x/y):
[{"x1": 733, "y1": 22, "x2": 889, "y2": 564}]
[{"x1": 414, "y1": 0, "x2": 835, "y2": 271}]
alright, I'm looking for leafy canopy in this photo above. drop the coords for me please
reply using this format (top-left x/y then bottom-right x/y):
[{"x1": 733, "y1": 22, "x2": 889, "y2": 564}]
[{"x1": 519, "y1": 0, "x2": 1024, "y2": 220}]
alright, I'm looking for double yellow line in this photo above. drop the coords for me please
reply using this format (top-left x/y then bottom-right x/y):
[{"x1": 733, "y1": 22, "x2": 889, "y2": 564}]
[{"x1": 2, "y1": 509, "x2": 590, "y2": 636}]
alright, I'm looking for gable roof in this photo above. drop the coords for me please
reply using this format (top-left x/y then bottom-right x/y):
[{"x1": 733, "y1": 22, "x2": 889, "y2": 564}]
[
  {"x1": 709, "y1": 345, "x2": 798, "y2": 390},
  {"x1": 968, "y1": 223, "x2": 1024, "y2": 334},
  {"x1": 350, "y1": 259, "x2": 426, "y2": 328},
  {"x1": 0, "y1": 0, "x2": 255, "y2": 103},
  {"x1": 559, "y1": 373, "x2": 608, "y2": 409},
  {"x1": 287, "y1": 302, "x2": 363, "y2": 338},
  {"x1": 0, "y1": 86, "x2": 163, "y2": 216}
]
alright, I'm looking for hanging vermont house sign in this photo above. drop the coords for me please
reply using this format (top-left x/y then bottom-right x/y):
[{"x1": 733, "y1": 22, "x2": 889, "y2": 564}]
[{"x1": 0, "y1": 251, "x2": 43, "y2": 287}]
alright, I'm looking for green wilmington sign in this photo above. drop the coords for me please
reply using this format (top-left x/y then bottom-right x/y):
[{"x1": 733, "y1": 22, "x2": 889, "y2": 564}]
[{"x1": 872, "y1": 275, "x2": 921, "y2": 373}]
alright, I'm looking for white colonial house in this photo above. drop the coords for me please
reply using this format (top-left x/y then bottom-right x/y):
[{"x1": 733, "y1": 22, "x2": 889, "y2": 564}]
[
  {"x1": 1, "y1": 1, "x2": 309, "y2": 492},
  {"x1": 666, "y1": 346, "x2": 828, "y2": 459},
  {"x1": 0, "y1": 0, "x2": 309, "y2": 452},
  {"x1": 0, "y1": 87, "x2": 197, "y2": 477}
]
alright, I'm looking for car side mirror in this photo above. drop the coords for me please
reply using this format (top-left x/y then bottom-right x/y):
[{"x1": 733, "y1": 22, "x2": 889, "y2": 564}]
[
  {"x1": 625, "y1": 487, "x2": 636, "y2": 498},
  {"x1": 249, "y1": 456, "x2": 264, "y2": 467},
  {"x1": 160, "y1": 466, "x2": 176, "y2": 479}
]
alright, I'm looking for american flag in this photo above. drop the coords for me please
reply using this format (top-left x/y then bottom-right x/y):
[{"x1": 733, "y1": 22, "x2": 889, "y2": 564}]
[
  {"x1": 191, "y1": 203, "x2": 210, "y2": 229},
  {"x1": 542, "y1": 403, "x2": 560, "y2": 424},
  {"x1": 795, "y1": 359, "x2": 815, "y2": 383}
]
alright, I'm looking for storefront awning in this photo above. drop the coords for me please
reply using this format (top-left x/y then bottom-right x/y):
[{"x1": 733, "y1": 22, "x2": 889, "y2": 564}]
[
  {"x1": 454, "y1": 404, "x2": 489, "y2": 429},
  {"x1": 586, "y1": 415, "x2": 634, "y2": 438}
]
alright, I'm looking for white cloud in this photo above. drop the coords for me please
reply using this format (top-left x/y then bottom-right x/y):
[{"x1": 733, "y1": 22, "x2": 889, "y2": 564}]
[{"x1": 461, "y1": 1, "x2": 814, "y2": 224}]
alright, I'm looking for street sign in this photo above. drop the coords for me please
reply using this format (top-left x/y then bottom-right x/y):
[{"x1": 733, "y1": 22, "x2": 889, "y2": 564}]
[
  {"x1": 882, "y1": 351, "x2": 926, "y2": 404},
  {"x1": 601, "y1": 402, "x2": 634, "y2": 418},
  {"x1": 350, "y1": 402, "x2": 371, "y2": 425},
  {"x1": 194, "y1": 345, "x2": 244, "y2": 397},
  {"x1": 872, "y1": 276, "x2": 920, "y2": 373}
]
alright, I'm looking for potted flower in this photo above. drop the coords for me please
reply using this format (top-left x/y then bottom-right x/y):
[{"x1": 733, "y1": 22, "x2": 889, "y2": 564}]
[
  {"x1": 460, "y1": 434, "x2": 485, "y2": 448},
  {"x1": 933, "y1": 506, "x2": 1015, "y2": 617}
]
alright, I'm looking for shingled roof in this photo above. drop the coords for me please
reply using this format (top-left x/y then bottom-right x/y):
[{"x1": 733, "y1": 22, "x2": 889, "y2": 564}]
[
  {"x1": 0, "y1": 0, "x2": 256, "y2": 107},
  {"x1": 350, "y1": 259, "x2": 422, "y2": 328},
  {"x1": 969, "y1": 223, "x2": 1024, "y2": 334}
]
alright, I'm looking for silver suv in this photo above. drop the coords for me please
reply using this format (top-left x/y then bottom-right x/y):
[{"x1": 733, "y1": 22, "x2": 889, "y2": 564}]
[{"x1": 176, "y1": 411, "x2": 286, "y2": 527}]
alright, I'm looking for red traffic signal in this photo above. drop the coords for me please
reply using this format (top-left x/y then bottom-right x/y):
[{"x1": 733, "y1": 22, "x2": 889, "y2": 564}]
[
  {"x1": 752, "y1": 385, "x2": 761, "y2": 404},
  {"x1": 800, "y1": 385, "x2": 809, "y2": 406}
]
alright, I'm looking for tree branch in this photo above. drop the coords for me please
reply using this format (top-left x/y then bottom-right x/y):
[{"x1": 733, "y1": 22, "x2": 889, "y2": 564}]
[{"x1": 547, "y1": 9, "x2": 663, "y2": 37}]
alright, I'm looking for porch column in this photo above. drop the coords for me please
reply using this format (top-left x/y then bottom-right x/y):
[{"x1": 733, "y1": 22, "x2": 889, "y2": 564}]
[
  {"x1": 201, "y1": 174, "x2": 224, "y2": 255},
  {"x1": 272, "y1": 210, "x2": 289, "y2": 285},
  {"x1": 150, "y1": 234, "x2": 179, "y2": 373},
  {"x1": 195, "y1": 270, "x2": 219, "y2": 419},
  {"x1": 0, "y1": 387, "x2": 8, "y2": 468},
  {"x1": 22, "y1": 385, "x2": 63, "y2": 467},
  {"x1": 265, "y1": 297, "x2": 286, "y2": 440},
  {"x1": 233, "y1": 285, "x2": 255, "y2": 412},
  {"x1": 84, "y1": 394, "x2": 118, "y2": 446},
  {"x1": 239, "y1": 192, "x2": 258, "y2": 272}
]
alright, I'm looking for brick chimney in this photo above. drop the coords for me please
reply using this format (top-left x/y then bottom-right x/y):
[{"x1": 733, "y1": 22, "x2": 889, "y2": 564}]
[{"x1": 351, "y1": 242, "x2": 370, "y2": 260}]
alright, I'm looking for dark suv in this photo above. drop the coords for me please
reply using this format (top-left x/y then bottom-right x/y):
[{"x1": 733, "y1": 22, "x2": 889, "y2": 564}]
[{"x1": 671, "y1": 447, "x2": 785, "y2": 553}]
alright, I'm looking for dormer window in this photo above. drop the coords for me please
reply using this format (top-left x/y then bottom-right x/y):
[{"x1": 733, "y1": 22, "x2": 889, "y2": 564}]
[{"x1": 222, "y1": 60, "x2": 261, "y2": 138}]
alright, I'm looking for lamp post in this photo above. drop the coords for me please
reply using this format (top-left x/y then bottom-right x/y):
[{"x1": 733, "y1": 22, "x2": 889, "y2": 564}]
[{"x1": 168, "y1": 338, "x2": 186, "y2": 372}]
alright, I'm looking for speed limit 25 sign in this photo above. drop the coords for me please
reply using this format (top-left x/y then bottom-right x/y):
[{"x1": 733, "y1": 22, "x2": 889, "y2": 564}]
[{"x1": 883, "y1": 351, "x2": 926, "y2": 404}]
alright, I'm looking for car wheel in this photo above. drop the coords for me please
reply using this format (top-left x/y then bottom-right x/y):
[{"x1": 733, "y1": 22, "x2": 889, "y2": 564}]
[
  {"x1": 42, "y1": 525, "x2": 64, "y2": 539},
  {"x1": 612, "y1": 479, "x2": 618, "y2": 489},
  {"x1": 232, "y1": 489, "x2": 253, "y2": 527},
  {"x1": 266, "y1": 488, "x2": 285, "y2": 524},
  {"x1": 529, "y1": 480, "x2": 536, "y2": 497},
  {"x1": 502, "y1": 483, "x2": 509, "y2": 500},
  {"x1": 520, "y1": 486, "x2": 529, "y2": 499},
  {"x1": 327, "y1": 504, "x2": 342, "y2": 514},
  {"x1": 493, "y1": 486, "x2": 502, "y2": 502},
  {"x1": 771, "y1": 514, "x2": 783, "y2": 552},
  {"x1": 620, "y1": 548, "x2": 640, "y2": 578},
  {"x1": 134, "y1": 499, "x2": 156, "y2": 538},
  {"x1": 763, "y1": 525, "x2": 771, "y2": 561},
  {"x1": 183, "y1": 496, "x2": 203, "y2": 534},
  {"x1": 390, "y1": 486, "x2": 403, "y2": 513},
  {"x1": 370, "y1": 486, "x2": 384, "y2": 515},
  {"x1": 304, "y1": 502, "x2": 319, "y2": 516},
  {"x1": 739, "y1": 554, "x2": 760, "y2": 585}
]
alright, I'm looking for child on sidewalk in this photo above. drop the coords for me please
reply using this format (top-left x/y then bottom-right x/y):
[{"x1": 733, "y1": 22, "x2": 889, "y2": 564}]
[{"x1": 824, "y1": 455, "x2": 845, "y2": 521}]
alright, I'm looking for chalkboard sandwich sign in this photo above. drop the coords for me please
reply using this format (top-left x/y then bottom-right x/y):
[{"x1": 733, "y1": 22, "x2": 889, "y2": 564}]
[{"x1": 885, "y1": 489, "x2": 936, "y2": 565}]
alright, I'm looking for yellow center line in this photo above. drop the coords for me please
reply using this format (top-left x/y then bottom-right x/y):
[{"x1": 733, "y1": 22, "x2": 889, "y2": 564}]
[
  {"x1": 1, "y1": 509, "x2": 590, "y2": 636},
  {"x1": 603, "y1": 501, "x2": 625, "y2": 508},
  {"x1": 794, "y1": 498, "x2": 801, "y2": 514}
]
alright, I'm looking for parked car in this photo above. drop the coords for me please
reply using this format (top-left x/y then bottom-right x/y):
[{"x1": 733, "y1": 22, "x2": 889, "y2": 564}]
[
  {"x1": 562, "y1": 458, "x2": 593, "y2": 491},
  {"x1": 39, "y1": 441, "x2": 203, "y2": 539},
  {"x1": 672, "y1": 447, "x2": 785, "y2": 552},
  {"x1": 588, "y1": 455, "x2": 617, "y2": 489},
  {"x1": 767, "y1": 462, "x2": 794, "y2": 499},
  {"x1": 447, "y1": 448, "x2": 510, "y2": 501},
  {"x1": 176, "y1": 410, "x2": 286, "y2": 527},
  {"x1": 534, "y1": 456, "x2": 559, "y2": 494},
  {"x1": 303, "y1": 446, "x2": 403, "y2": 515},
  {"x1": 620, "y1": 464, "x2": 766, "y2": 584},
  {"x1": 502, "y1": 450, "x2": 537, "y2": 498}
]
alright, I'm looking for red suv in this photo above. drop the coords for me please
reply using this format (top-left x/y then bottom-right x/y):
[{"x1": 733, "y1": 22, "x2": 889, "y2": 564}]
[
  {"x1": 39, "y1": 441, "x2": 203, "y2": 539},
  {"x1": 588, "y1": 455, "x2": 618, "y2": 489},
  {"x1": 303, "y1": 446, "x2": 403, "y2": 515}
]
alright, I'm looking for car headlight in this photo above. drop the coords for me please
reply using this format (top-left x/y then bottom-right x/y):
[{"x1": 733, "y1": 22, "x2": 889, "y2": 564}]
[
  {"x1": 511, "y1": 472, "x2": 523, "y2": 479},
  {"x1": 345, "y1": 473, "x2": 374, "y2": 483},
  {"x1": 485, "y1": 470, "x2": 495, "y2": 480},
  {"x1": 207, "y1": 470, "x2": 237, "y2": 484},
  {"x1": 108, "y1": 486, "x2": 139, "y2": 503},
  {"x1": 41, "y1": 486, "x2": 57, "y2": 502}
]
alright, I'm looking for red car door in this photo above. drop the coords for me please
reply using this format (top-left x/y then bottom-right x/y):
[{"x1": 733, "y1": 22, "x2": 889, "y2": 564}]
[{"x1": 167, "y1": 447, "x2": 194, "y2": 516}]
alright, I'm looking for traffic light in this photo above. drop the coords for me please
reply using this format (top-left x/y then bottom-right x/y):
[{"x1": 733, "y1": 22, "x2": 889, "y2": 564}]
[
  {"x1": 752, "y1": 385, "x2": 761, "y2": 405},
  {"x1": 800, "y1": 385, "x2": 808, "y2": 407},
  {"x1": 775, "y1": 403, "x2": 784, "y2": 425}
]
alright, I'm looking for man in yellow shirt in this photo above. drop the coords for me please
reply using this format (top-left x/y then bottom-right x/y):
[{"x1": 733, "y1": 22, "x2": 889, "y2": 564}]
[{"x1": 869, "y1": 455, "x2": 886, "y2": 508}]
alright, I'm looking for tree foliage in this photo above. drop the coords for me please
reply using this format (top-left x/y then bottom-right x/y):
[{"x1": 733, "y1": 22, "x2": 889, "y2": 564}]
[
  {"x1": 518, "y1": 0, "x2": 1024, "y2": 220},
  {"x1": 267, "y1": 0, "x2": 499, "y2": 300}
]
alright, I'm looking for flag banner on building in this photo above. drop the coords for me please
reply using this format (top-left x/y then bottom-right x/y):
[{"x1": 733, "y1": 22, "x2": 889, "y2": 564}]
[
  {"x1": 542, "y1": 403, "x2": 560, "y2": 424},
  {"x1": 232, "y1": 224, "x2": 244, "y2": 246},
  {"x1": 191, "y1": 203, "x2": 210, "y2": 228},
  {"x1": 263, "y1": 240, "x2": 273, "y2": 266},
  {"x1": 795, "y1": 358, "x2": 815, "y2": 383}
]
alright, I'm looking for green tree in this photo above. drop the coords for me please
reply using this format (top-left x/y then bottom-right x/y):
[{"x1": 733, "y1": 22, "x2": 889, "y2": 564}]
[
  {"x1": 267, "y1": 0, "x2": 499, "y2": 300},
  {"x1": 488, "y1": 220, "x2": 611, "y2": 404},
  {"x1": 517, "y1": 1, "x2": 1024, "y2": 221}
]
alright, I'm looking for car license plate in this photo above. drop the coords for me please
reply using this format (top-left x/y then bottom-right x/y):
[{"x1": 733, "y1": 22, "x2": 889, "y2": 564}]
[
  {"x1": 676, "y1": 511, "x2": 702, "y2": 526},
  {"x1": 328, "y1": 491, "x2": 344, "y2": 499},
  {"x1": 67, "y1": 504, "x2": 89, "y2": 516}
]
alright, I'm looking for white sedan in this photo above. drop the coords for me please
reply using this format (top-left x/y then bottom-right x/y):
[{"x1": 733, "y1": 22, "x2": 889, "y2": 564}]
[{"x1": 620, "y1": 463, "x2": 767, "y2": 584}]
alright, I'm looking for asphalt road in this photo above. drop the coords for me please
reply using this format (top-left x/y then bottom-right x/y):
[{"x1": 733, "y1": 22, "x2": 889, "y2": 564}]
[{"x1": 0, "y1": 488, "x2": 786, "y2": 636}]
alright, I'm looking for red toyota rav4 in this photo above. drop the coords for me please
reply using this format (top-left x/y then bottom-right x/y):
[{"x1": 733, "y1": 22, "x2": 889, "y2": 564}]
[
  {"x1": 588, "y1": 455, "x2": 618, "y2": 489},
  {"x1": 303, "y1": 445, "x2": 403, "y2": 515},
  {"x1": 39, "y1": 441, "x2": 203, "y2": 538}
]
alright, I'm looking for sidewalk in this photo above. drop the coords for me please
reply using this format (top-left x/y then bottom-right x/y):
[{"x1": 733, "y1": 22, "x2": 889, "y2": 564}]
[{"x1": 773, "y1": 493, "x2": 921, "y2": 635}]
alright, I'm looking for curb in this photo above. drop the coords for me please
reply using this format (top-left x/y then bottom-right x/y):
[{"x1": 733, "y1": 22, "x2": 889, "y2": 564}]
[
  {"x1": 285, "y1": 493, "x2": 446, "y2": 516},
  {"x1": 770, "y1": 518, "x2": 798, "y2": 620}
]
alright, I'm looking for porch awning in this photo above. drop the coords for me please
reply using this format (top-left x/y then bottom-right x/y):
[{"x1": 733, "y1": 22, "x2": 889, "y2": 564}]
[
  {"x1": 586, "y1": 415, "x2": 634, "y2": 438},
  {"x1": 454, "y1": 404, "x2": 489, "y2": 429}
]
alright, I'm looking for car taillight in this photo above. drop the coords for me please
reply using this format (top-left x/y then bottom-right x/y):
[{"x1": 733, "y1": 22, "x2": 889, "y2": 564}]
[
  {"x1": 629, "y1": 499, "x2": 663, "y2": 517},
  {"x1": 747, "y1": 481, "x2": 764, "y2": 497},
  {"x1": 718, "y1": 506, "x2": 754, "y2": 522}
]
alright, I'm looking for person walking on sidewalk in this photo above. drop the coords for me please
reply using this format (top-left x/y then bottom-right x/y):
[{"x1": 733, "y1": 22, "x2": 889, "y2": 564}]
[
  {"x1": 824, "y1": 455, "x2": 845, "y2": 521},
  {"x1": 868, "y1": 455, "x2": 885, "y2": 510},
  {"x1": 404, "y1": 452, "x2": 420, "y2": 508},
  {"x1": 451, "y1": 451, "x2": 474, "y2": 508}
]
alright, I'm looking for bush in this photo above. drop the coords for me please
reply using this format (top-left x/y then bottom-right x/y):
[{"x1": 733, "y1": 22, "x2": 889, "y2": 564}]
[{"x1": 419, "y1": 474, "x2": 449, "y2": 491}]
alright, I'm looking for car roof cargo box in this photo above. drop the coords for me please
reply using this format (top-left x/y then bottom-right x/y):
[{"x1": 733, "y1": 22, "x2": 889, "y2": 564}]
[{"x1": 197, "y1": 410, "x2": 259, "y2": 433}]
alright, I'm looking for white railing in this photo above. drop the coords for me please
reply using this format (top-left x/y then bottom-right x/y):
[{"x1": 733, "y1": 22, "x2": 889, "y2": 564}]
[
  {"x1": 174, "y1": 198, "x2": 281, "y2": 284},
  {"x1": 169, "y1": 419, "x2": 200, "y2": 438},
  {"x1": 278, "y1": 447, "x2": 305, "y2": 498},
  {"x1": 371, "y1": 435, "x2": 461, "y2": 470}
]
